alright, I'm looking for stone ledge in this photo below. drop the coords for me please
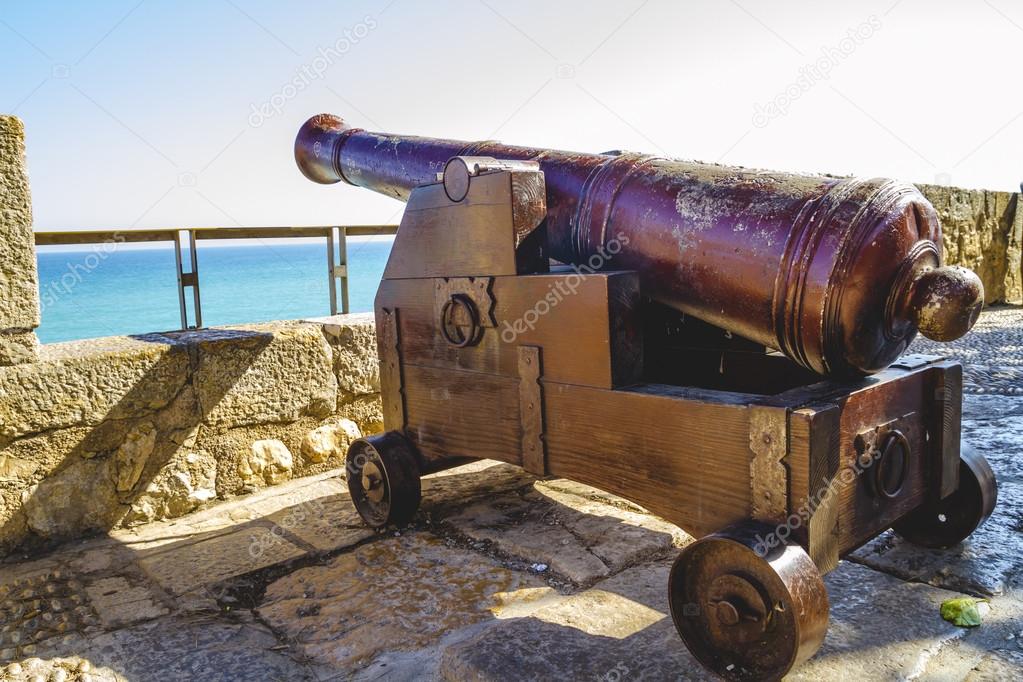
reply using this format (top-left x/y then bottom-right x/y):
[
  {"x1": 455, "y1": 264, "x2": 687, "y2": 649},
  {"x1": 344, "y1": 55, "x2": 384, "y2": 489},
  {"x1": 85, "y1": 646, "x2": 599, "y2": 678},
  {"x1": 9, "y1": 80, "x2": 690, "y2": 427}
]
[{"x1": 0, "y1": 317, "x2": 381, "y2": 556}]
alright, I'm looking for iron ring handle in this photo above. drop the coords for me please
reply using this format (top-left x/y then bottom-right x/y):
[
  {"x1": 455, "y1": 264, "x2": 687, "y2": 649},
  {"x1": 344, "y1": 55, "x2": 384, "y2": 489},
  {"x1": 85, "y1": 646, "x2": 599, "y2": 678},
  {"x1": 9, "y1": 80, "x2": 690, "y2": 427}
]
[{"x1": 440, "y1": 294, "x2": 482, "y2": 348}]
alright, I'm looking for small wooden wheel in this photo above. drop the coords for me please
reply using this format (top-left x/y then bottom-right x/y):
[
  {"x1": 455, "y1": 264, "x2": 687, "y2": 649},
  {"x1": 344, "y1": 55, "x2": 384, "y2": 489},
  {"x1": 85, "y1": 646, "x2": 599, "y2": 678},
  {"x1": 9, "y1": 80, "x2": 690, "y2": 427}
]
[
  {"x1": 345, "y1": 431, "x2": 422, "y2": 528},
  {"x1": 893, "y1": 444, "x2": 997, "y2": 549},
  {"x1": 668, "y1": 522, "x2": 829, "y2": 681}
]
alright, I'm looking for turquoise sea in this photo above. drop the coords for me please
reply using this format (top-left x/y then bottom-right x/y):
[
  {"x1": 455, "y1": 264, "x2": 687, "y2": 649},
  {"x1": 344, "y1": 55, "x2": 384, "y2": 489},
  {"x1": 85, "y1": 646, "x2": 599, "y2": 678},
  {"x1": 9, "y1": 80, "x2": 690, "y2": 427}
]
[{"x1": 35, "y1": 239, "x2": 393, "y2": 344}]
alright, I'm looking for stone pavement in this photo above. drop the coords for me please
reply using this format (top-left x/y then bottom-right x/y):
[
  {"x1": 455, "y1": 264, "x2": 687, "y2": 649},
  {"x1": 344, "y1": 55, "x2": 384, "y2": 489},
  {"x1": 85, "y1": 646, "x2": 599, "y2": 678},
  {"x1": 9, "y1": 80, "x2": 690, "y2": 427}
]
[{"x1": 0, "y1": 307, "x2": 1021, "y2": 681}]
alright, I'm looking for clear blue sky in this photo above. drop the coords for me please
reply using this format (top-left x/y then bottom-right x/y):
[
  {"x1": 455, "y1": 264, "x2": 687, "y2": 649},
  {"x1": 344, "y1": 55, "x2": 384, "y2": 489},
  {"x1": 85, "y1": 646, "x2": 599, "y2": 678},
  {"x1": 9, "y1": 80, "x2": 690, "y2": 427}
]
[{"x1": 3, "y1": 0, "x2": 1022, "y2": 231}]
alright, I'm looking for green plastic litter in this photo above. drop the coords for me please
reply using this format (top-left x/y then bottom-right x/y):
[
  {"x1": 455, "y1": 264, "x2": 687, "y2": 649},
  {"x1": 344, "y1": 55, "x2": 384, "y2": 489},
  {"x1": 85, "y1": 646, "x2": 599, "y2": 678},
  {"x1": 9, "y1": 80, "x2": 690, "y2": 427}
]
[{"x1": 940, "y1": 597, "x2": 989, "y2": 628}]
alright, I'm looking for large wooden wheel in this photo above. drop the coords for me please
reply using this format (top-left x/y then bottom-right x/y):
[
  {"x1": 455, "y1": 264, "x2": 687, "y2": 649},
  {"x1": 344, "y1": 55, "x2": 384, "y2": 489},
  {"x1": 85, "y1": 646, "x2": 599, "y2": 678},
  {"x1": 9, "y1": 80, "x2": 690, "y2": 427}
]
[
  {"x1": 893, "y1": 444, "x2": 997, "y2": 549},
  {"x1": 345, "y1": 431, "x2": 422, "y2": 528},
  {"x1": 668, "y1": 521, "x2": 829, "y2": 681}
]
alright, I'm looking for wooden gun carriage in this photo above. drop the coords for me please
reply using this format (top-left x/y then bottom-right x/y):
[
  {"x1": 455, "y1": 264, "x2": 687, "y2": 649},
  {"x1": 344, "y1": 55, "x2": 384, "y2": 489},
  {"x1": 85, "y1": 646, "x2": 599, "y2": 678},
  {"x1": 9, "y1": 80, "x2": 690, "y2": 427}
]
[{"x1": 296, "y1": 118, "x2": 998, "y2": 680}]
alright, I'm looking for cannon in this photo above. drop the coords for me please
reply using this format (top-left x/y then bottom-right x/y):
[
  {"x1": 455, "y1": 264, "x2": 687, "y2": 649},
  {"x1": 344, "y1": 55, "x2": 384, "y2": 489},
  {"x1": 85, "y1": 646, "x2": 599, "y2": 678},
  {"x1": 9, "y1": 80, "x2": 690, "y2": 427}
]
[{"x1": 296, "y1": 114, "x2": 997, "y2": 680}]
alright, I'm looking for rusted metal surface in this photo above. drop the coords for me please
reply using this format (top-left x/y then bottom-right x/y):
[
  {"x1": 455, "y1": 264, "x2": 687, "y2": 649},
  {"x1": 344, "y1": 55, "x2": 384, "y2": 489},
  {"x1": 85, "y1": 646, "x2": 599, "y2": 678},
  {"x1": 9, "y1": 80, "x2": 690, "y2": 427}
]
[
  {"x1": 517, "y1": 345, "x2": 546, "y2": 475},
  {"x1": 345, "y1": 432, "x2": 422, "y2": 528},
  {"x1": 295, "y1": 114, "x2": 984, "y2": 377},
  {"x1": 376, "y1": 307, "x2": 406, "y2": 432},
  {"x1": 892, "y1": 443, "x2": 998, "y2": 549},
  {"x1": 668, "y1": 521, "x2": 830, "y2": 680},
  {"x1": 748, "y1": 405, "x2": 789, "y2": 522},
  {"x1": 433, "y1": 277, "x2": 496, "y2": 349}
]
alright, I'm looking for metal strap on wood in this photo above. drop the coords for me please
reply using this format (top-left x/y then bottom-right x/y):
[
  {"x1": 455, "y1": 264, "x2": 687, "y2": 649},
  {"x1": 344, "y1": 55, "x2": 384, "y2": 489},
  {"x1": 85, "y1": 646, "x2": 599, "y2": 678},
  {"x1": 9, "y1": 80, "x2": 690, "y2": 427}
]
[
  {"x1": 518, "y1": 345, "x2": 546, "y2": 475},
  {"x1": 749, "y1": 404, "x2": 790, "y2": 522}
]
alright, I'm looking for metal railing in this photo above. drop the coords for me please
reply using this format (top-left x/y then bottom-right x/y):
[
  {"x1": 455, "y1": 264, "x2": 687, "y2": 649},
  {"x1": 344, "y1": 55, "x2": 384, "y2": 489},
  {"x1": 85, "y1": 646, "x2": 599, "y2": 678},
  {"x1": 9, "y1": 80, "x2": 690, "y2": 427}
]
[{"x1": 34, "y1": 225, "x2": 398, "y2": 330}]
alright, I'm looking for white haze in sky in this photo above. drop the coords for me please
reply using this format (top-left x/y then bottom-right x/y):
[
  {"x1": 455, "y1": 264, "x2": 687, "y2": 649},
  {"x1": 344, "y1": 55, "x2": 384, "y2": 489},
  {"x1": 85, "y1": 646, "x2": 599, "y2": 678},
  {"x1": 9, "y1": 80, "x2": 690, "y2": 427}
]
[{"x1": 2, "y1": 0, "x2": 1021, "y2": 231}]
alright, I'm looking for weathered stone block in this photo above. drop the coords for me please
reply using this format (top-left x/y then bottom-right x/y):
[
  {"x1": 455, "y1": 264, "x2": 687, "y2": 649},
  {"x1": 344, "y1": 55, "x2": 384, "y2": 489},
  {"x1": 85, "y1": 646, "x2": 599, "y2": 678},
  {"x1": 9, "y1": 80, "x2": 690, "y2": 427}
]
[
  {"x1": 186, "y1": 323, "x2": 337, "y2": 430},
  {"x1": 337, "y1": 393, "x2": 384, "y2": 435},
  {"x1": 919, "y1": 184, "x2": 1023, "y2": 304},
  {"x1": 301, "y1": 418, "x2": 361, "y2": 463},
  {"x1": 0, "y1": 116, "x2": 40, "y2": 336},
  {"x1": 257, "y1": 533, "x2": 549, "y2": 671},
  {"x1": 0, "y1": 330, "x2": 37, "y2": 366},
  {"x1": 114, "y1": 421, "x2": 156, "y2": 492},
  {"x1": 240, "y1": 439, "x2": 294, "y2": 487},
  {"x1": 314, "y1": 313, "x2": 380, "y2": 396},
  {"x1": 0, "y1": 336, "x2": 189, "y2": 441},
  {"x1": 123, "y1": 449, "x2": 217, "y2": 525},
  {"x1": 0, "y1": 317, "x2": 380, "y2": 555},
  {"x1": 21, "y1": 457, "x2": 121, "y2": 538}
]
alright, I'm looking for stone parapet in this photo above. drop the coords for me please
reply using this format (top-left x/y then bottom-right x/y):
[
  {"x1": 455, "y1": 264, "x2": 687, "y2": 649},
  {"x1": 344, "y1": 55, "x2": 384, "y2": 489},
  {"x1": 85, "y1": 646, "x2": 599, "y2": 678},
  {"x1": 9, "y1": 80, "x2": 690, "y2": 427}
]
[
  {"x1": 918, "y1": 183, "x2": 1023, "y2": 305},
  {"x1": 0, "y1": 115, "x2": 40, "y2": 364},
  {"x1": 0, "y1": 315, "x2": 381, "y2": 555}
]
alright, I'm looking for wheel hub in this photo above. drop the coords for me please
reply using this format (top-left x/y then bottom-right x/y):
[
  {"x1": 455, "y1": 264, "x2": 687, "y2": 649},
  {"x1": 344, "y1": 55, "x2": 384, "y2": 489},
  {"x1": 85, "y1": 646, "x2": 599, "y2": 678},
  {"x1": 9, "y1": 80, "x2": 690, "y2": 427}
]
[
  {"x1": 707, "y1": 574, "x2": 769, "y2": 643},
  {"x1": 361, "y1": 461, "x2": 386, "y2": 503}
]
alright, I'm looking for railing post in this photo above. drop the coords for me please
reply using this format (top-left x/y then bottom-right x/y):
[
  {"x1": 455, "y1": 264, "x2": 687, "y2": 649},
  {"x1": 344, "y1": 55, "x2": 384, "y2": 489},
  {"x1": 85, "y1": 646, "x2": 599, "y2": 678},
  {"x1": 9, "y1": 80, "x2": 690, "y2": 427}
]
[
  {"x1": 189, "y1": 229, "x2": 203, "y2": 328},
  {"x1": 173, "y1": 232, "x2": 188, "y2": 330},
  {"x1": 174, "y1": 229, "x2": 202, "y2": 330},
  {"x1": 327, "y1": 227, "x2": 338, "y2": 315},
  {"x1": 338, "y1": 226, "x2": 350, "y2": 314},
  {"x1": 326, "y1": 226, "x2": 350, "y2": 315}
]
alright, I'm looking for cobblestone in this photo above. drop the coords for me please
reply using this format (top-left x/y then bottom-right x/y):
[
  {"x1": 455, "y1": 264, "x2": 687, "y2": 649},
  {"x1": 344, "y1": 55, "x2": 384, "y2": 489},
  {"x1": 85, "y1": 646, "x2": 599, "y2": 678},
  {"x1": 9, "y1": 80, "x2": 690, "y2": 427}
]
[{"x1": 911, "y1": 305, "x2": 1023, "y2": 395}]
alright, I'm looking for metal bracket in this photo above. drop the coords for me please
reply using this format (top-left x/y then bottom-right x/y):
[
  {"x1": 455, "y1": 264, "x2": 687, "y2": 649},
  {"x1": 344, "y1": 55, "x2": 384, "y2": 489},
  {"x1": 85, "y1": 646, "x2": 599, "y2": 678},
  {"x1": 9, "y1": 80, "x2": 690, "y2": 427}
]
[
  {"x1": 749, "y1": 405, "x2": 789, "y2": 522},
  {"x1": 518, "y1": 346, "x2": 546, "y2": 475},
  {"x1": 378, "y1": 307, "x2": 406, "y2": 431},
  {"x1": 854, "y1": 412, "x2": 918, "y2": 501},
  {"x1": 434, "y1": 277, "x2": 496, "y2": 347}
]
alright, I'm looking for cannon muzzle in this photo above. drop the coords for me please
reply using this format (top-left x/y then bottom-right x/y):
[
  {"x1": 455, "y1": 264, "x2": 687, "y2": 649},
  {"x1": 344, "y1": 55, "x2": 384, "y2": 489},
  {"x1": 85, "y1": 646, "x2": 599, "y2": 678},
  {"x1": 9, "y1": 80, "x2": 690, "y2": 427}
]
[{"x1": 296, "y1": 113, "x2": 983, "y2": 377}]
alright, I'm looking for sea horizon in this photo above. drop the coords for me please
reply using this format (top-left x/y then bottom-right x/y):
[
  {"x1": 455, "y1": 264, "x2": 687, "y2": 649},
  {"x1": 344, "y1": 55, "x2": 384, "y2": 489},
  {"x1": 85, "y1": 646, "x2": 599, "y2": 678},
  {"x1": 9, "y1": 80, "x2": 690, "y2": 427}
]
[{"x1": 35, "y1": 238, "x2": 394, "y2": 344}]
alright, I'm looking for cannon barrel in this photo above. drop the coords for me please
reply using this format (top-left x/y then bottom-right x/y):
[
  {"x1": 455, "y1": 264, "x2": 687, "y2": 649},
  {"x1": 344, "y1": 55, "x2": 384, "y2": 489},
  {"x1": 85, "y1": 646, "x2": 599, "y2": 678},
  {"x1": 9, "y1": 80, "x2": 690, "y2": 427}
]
[{"x1": 295, "y1": 113, "x2": 983, "y2": 377}]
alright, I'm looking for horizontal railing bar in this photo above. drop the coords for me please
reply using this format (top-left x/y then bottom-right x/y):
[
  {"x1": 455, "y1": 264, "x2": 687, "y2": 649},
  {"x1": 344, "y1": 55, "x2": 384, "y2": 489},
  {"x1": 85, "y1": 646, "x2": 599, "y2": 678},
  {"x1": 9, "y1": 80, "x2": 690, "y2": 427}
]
[
  {"x1": 35, "y1": 229, "x2": 176, "y2": 245},
  {"x1": 344, "y1": 224, "x2": 399, "y2": 236},
  {"x1": 192, "y1": 226, "x2": 333, "y2": 239},
  {"x1": 35, "y1": 225, "x2": 398, "y2": 246}
]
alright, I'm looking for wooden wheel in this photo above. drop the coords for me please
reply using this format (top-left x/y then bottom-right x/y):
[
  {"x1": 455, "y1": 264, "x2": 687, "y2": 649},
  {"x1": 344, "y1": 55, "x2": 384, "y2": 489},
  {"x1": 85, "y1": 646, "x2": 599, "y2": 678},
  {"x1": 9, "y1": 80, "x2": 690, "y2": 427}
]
[
  {"x1": 346, "y1": 431, "x2": 422, "y2": 528},
  {"x1": 668, "y1": 522, "x2": 829, "y2": 681},
  {"x1": 893, "y1": 444, "x2": 997, "y2": 549}
]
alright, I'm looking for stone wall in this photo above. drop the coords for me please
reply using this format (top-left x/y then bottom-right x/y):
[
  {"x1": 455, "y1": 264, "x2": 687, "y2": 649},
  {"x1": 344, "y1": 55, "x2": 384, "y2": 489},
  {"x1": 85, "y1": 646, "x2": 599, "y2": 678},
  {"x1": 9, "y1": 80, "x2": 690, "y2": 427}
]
[
  {"x1": 0, "y1": 115, "x2": 40, "y2": 365},
  {"x1": 0, "y1": 314, "x2": 381, "y2": 554},
  {"x1": 918, "y1": 184, "x2": 1023, "y2": 305}
]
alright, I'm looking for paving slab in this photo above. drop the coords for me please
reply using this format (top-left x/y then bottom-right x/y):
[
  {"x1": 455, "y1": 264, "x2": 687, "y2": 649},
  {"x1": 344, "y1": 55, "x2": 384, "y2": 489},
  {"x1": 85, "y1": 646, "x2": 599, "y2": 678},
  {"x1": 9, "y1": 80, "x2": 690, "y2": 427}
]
[
  {"x1": 792, "y1": 562, "x2": 976, "y2": 680},
  {"x1": 261, "y1": 493, "x2": 375, "y2": 553},
  {"x1": 256, "y1": 532, "x2": 553, "y2": 674},
  {"x1": 906, "y1": 578, "x2": 1023, "y2": 680},
  {"x1": 110, "y1": 472, "x2": 347, "y2": 551},
  {"x1": 438, "y1": 557, "x2": 705, "y2": 681},
  {"x1": 30, "y1": 616, "x2": 310, "y2": 682},
  {"x1": 436, "y1": 483, "x2": 685, "y2": 585},
  {"x1": 851, "y1": 481, "x2": 1023, "y2": 597},
  {"x1": 135, "y1": 523, "x2": 307, "y2": 596},
  {"x1": 83, "y1": 576, "x2": 168, "y2": 630},
  {"x1": 440, "y1": 560, "x2": 987, "y2": 682}
]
